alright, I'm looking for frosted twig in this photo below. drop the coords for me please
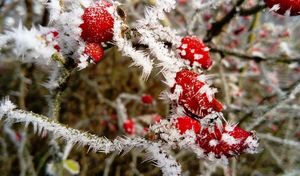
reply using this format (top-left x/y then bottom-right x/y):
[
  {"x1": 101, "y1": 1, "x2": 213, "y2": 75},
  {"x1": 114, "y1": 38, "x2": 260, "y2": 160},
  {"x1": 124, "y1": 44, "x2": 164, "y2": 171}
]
[
  {"x1": 110, "y1": 6, "x2": 153, "y2": 80},
  {"x1": 258, "y1": 133, "x2": 300, "y2": 150},
  {"x1": 247, "y1": 83, "x2": 300, "y2": 130},
  {"x1": 0, "y1": 98, "x2": 181, "y2": 176}
]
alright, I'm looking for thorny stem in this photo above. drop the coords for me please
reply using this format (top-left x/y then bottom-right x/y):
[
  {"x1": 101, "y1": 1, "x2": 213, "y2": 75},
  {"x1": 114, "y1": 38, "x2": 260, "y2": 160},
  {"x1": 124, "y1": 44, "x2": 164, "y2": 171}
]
[
  {"x1": 50, "y1": 54, "x2": 75, "y2": 120},
  {"x1": 0, "y1": 100, "x2": 182, "y2": 176}
]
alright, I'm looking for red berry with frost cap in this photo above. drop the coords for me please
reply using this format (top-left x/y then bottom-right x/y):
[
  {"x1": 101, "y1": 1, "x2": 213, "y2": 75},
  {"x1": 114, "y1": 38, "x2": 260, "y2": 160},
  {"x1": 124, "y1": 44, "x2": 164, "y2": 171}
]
[
  {"x1": 123, "y1": 119, "x2": 135, "y2": 135},
  {"x1": 84, "y1": 42, "x2": 104, "y2": 63},
  {"x1": 141, "y1": 94, "x2": 154, "y2": 104},
  {"x1": 172, "y1": 69, "x2": 223, "y2": 119},
  {"x1": 178, "y1": 36, "x2": 213, "y2": 69},
  {"x1": 80, "y1": 0, "x2": 114, "y2": 43},
  {"x1": 196, "y1": 124, "x2": 258, "y2": 158},
  {"x1": 264, "y1": 0, "x2": 300, "y2": 16}
]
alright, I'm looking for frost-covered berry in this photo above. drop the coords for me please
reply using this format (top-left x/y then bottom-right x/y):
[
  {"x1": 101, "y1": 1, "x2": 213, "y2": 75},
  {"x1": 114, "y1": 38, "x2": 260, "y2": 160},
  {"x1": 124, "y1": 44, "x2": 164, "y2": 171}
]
[
  {"x1": 172, "y1": 69, "x2": 223, "y2": 119},
  {"x1": 123, "y1": 119, "x2": 135, "y2": 135},
  {"x1": 84, "y1": 43, "x2": 104, "y2": 63},
  {"x1": 175, "y1": 116, "x2": 201, "y2": 134},
  {"x1": 196, "y1": 124, "x2": 258, "y2": 158},
  {"x1": 141, "y1": 94, "x2": 154, "y2": 104},
  {"x1": 80, "y1": 0, "x2": 114, "y2": 43},
  {"x1": 178, "y1": 36, "x2": 213, "y2": 69},
  {"x1": 264, "y1": 0, "x2": 300, "y2": 16}
]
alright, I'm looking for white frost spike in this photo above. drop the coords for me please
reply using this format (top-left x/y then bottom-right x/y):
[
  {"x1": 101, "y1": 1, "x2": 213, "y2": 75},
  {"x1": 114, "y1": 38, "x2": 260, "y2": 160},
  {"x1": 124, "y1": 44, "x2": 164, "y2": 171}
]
[
  {"x1": 77, "y1": 55, "x2": 89, "y2": 70},
  {"x1": 42, "y1": 65, "x2": 60, "y2": 91},
  {"x1": 110, "y1": 6, "x2": 153, "y2": 80},
  {"x1": 270, "y1": 4, "x2": 281, "y2": 12},
  {"x1": 199, "y1": 84, "x2": 217, "y2": 102},
  {"x1": 221, "y1": 133, "x2": 239, "y2": 145},
  {"x1": 0, "y1": 23, "x2": 57, "y2": 65},
  {"x1": 137, "y1": 28, "x2": 184, "y2": 74},
  {"x1": 0, "y1": 97, "x2": 16, "y2": 118},
  {"x1": 45, "y1": 0, "x2": 61, "y2": 21}
]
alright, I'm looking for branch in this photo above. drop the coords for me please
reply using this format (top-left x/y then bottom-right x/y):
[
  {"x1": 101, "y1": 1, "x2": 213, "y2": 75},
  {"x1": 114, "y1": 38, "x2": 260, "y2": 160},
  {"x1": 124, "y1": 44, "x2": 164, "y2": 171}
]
[
  {"x1": 247, "y1": 83, "x2": 300, "y2": 130},
  {"x1": 209, "y1": 44, "x2": 300, "y2": 64},
  {"x1": 239, "y1": 3, "x2": 267, "y2": 16},
  {"x1": 258, "y1": 133, "x2": 300, "y2": 150},
  {"x1": 204, "y1": 0, "x2": 245, "y2": 42},
  {"x1": 0, "y1": 98, "x2": 181, "y2": 176}
]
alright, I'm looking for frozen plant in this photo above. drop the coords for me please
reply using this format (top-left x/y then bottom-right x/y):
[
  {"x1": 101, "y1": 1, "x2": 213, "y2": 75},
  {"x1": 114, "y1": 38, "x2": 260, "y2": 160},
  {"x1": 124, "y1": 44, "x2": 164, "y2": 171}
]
[{"x1": 0, "y1": 0, "x2": 299, "y2": 175}]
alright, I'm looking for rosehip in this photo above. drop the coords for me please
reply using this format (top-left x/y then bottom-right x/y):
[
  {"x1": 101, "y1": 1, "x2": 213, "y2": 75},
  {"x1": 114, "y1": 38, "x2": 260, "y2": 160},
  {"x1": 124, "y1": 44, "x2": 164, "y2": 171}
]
[
  {"x1": 80, "y1": 0, "x2": 114, "y2": 43},
  {"x1": 172, "y1": 69, "x2": 223, "y2": 119},
  {"x1": 264, "y1": 0, "x2": 300, "y2": 16},
  {"x1": 84, "y1": 42, "x2": 104, "y2": 63},
  {"x1": 178, "y1": 36, "x2": 213, "y2": 69},
  {"x1": 123, "y1": 119, "x2": 135, "y2": 135},
  {"x1": 141, "y1": 94, "x2": 154, "y2": 104},
  {"x1": 196, "y1": 124, "x2": 258, "y2": 158}
]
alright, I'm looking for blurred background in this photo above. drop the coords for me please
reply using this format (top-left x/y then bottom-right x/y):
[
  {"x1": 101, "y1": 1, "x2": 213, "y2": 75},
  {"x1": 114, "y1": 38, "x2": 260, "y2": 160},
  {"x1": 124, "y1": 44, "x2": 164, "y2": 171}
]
[{"x1": 0, "y1": 0, "x2": 300, "y2": 175}]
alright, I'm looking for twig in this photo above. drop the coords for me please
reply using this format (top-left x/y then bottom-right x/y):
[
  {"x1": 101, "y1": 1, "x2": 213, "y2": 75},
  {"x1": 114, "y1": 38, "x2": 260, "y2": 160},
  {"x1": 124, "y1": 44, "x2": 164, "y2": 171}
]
[
  {"x1": 209, "y1": 44, "x2": 300, "y2": 64},
  {"x1": 204, "y1": 0, "x2": 245, "y2": 42},
  {"x1": 258, "y1": 133, "x2": 300, "y2": 150}
]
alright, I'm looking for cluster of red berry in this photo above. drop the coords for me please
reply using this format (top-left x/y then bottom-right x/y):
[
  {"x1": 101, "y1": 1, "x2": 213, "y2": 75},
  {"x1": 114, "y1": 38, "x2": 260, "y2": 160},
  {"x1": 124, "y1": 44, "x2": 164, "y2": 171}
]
[
  {"x1": 80, "y1": 0, "x2": 114, "y2": 63},
  {"x1": 175, "y1": 116, "x2": 256, "y2": 158},
  {"x1": 171, "y1": 37, "x2": 256, "y2": 158},
  {"x1": 166, "y1": 35, "x2": 258, "y2": 158},
  {"x1": 69, "y1": 0, "x2": 259, "y2": 158},
  {"x1": 48, "y1": 1, "x2": 114, "y2": 63}
]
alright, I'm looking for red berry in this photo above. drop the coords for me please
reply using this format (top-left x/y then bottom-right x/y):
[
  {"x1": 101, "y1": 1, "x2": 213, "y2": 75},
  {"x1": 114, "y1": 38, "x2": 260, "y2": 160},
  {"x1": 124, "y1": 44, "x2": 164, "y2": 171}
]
[
  {"x1": 80, "y1": 0, "x2": 114, "y2": 43},
  {"x1": 123, "y1": 119, "x2": 135, "y2": 135},
  {"x1": 264, "y1": 0, "x2": 300, "y2": 16},
  {"x1": 141, "y1": 94, "x2": 154, "y2": 104},
  {"x1": 178, "y1": 36, "x2": 213, "y2": 69},
  {"x1": 196, "y1": 124, "x2": 258, "y2": 158},
  {"x1": 84, "y1": 42, "x2": 104, "y2": 63},
  {"x1": 175, "y1": 116, "x2": 201, "y2": 134},
  {"x1": 172, "y1": 69, "x2": 223, "y2": 119}
]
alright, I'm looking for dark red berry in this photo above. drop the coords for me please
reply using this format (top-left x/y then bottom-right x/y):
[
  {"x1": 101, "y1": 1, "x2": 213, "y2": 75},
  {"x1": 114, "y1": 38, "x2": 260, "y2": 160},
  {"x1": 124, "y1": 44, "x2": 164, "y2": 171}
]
[
  {"x1": 141, "y1": 94, "x2": 154, "y2": 104},
  {"x1": 123, "y1": 119, "x2": 135, "y2": 135}
]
